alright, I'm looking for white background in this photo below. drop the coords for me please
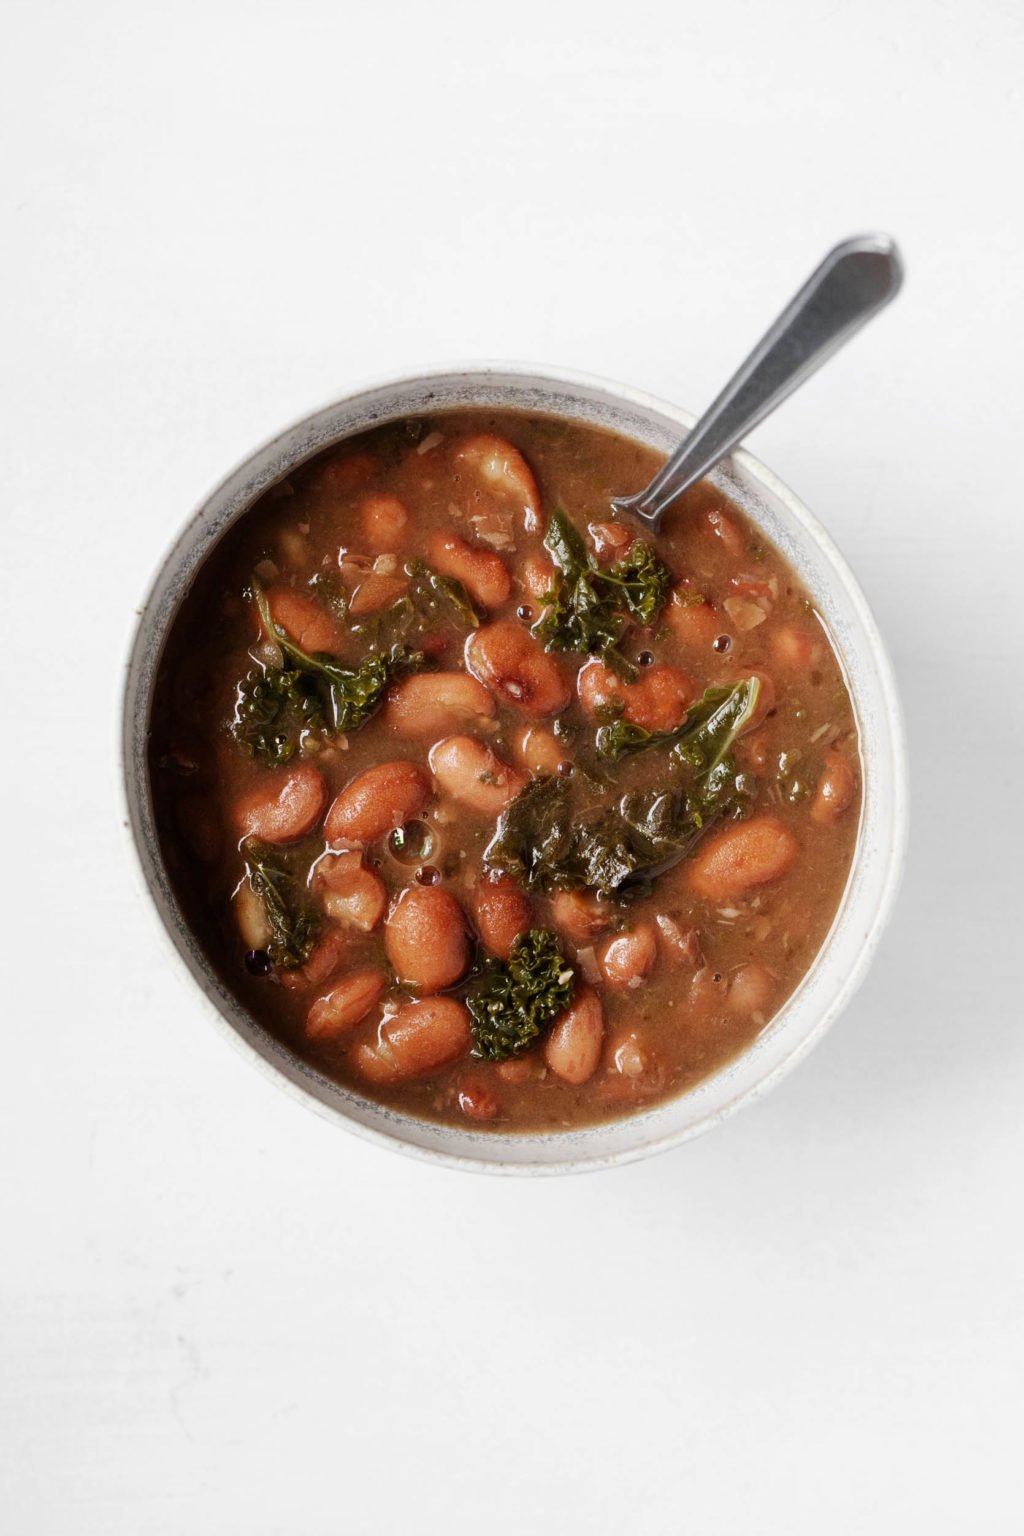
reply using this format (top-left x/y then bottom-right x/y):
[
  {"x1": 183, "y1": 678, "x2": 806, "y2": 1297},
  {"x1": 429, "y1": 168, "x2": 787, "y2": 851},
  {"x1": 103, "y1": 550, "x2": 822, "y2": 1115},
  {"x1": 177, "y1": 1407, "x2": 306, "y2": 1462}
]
[{"x1": 3, "y1": 1, "x2": 1022, "y2": 1531}]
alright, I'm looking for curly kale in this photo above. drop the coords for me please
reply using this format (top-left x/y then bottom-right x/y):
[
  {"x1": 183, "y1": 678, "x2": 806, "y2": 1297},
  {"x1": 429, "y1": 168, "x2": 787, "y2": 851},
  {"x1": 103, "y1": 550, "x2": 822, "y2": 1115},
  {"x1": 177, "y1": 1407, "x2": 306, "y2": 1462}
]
[
  {"x1": 467, "y1": 929, "x2": 576, "y2": 1061},
  {"x1": 597, "y1": 539, "x2": 673, "y2": 625},
  {"x1": 353, "y1": 559, "x2": 480, "y2": 652},
  {"x1": 532, "y1": 509, "x2": 671, "y2": 679},
  {"x1": 241, "y1": 838, "x2": 320, "y2": 970},
  {"x1": 233, "y1": 581, "x2": 417, "y2": 765},
  {"x1": 485, "y1": 686, "x2": 760, "y2": 899}
]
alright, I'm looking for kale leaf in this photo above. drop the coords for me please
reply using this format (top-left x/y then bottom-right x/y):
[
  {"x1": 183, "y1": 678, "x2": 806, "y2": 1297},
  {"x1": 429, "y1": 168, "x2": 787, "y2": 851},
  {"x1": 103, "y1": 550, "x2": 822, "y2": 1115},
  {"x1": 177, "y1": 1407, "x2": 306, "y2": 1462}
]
[
  {"x1": 233, "y1": 581, "x2": 417, "y2": 764},
  {"x1": 595, "y1": 678, "x2": 761, "y2": 762},
  {"x1": 233, "y1": 667, "x2": 326, "y2": 767},
  {"x1": 598, "y1": 539, "x2": 673, "y2": 625},
  {"x1": 486, "y1": 686, "x2": 760, "y2": 899},
  {"x1": 241, "y1": 838, "x2": 320, "y2": 969},
  {"x1": 532, "y1": 509, "x2": 671, "y2": 679},
  {"x1": 467, "y1": 928, "x2": 576, "y2": 1061},
  {"x1": 354, "y1": 559, "x2": 480, "y2": 652}
]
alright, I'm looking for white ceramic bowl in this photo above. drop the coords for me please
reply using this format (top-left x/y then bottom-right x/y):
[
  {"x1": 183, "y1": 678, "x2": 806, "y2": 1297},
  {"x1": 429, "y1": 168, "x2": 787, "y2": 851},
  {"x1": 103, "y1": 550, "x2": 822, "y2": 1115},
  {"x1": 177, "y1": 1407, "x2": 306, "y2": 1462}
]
[{"x1": 122, "y1": 365, "x2": 907, "y2": 1175}]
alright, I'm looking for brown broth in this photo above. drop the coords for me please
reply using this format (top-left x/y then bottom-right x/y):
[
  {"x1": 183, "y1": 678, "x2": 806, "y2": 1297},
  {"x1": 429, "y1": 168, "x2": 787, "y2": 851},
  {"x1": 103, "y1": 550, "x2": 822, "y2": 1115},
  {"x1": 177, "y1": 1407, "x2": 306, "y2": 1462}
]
[{"x1": 149, "y1": 410, "x2": 860, "y2": 1131}]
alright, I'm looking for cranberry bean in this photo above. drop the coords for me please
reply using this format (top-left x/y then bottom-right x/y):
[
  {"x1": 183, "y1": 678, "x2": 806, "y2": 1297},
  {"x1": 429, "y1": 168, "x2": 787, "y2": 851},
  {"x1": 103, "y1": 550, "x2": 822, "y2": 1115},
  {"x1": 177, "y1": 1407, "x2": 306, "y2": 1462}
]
[
  {"x1": 234, "y1": 880, "x2": 272, "y2": 951},
  {"x1": 687, "y1": 816, "x2": 798, "y2": 904},
  {"x1": 598, "y1": 923, "x2": 657, "y2": 988},
  {"x1": 384, "y1": 885, "x2": 470, "y2": 992},
  {"x1": 234, "y1": 762, "x2": 328, "y2": 845},
  {"x1": 519, "y1": 556, "x2": 555, "y2": 601},
  {"x1": 385, "y1": 672, "x2": 495, "y2": 737},
  {"x1": 314, "y1": 851, "x2": 387, "y2": 932},
  {"x1": 588, "y1": 521, "x2": 634, "y2": 562},
  {"x1": 770, "y1": 622, "x2": 824, "y2": 671},
  {"x1": 306, "y1": 969, "x2": 387, "y2": 1040},
  {"x1": 428, "y1": 735, "x2": 527, "y2": 815},
  {"x1": 473, "y1": 877, "x2": 532, "y2": 960},
  {"x1": 544, "y1": 988, "x2": 604, "y2": 1085},
  {"x1": 666, "y1": 588, "x2": 722, "y2": 651},
  {"x1": 426, "y1": 531, "x2": 511, "y2": 610},
  {"x1": 577, "y1": 658, "x2": 694, "y2": 733},
  {"x1": 466, "y1": 621, "x2": 571, "y2": 716},
  {"x1": 354, "y1": 997, "x2": 473, "y2": 1082},
  {"x1": 513, "y1": 724, "x2": 566, "y2": 776},
  {"x1": 451, "y1": 434, "x2": 542, "y2": 532},
  {"x1": 325, "y1": 761, "x2": 432, "y2": 845},
  {"x1": 457, "y1": 1077, "x2": 501, "y2": 1121},
  {"x1": 265, "y1": 587, "x2": 344, "y2": 654},
  {"x1": 347, "y1": 570, "x2": 409, "y2": 616}
]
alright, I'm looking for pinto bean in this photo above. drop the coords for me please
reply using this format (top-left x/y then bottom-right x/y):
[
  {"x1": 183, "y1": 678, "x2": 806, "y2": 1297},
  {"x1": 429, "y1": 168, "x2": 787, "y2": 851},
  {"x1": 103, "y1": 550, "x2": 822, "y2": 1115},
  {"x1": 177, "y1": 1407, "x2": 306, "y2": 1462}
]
[
  {"x1": 305, "y1": 968, "x2": 387, "y2": 1040},
  {"x1": 466, "y1": 621, "x2": 571, "y2": 716},
  {"x1": 577, "y1": 658, "x2": 694, "y2": 733},
  {"x1": 354, "y1": 997, "x2": 473, "y2": 1082},
  {"x1": 667, "y1": 588, "x2": 721, "y2": 651},
  {"x1": 426, "y1": 531, "x2": 511, "y2": 609},
  {"x1": 513, "y1": 724, "x2": 567, "y2": 776},
  {"x1": 474, "y1": 877, "x2": 532, "y2": 960},
  {"x1": 519, "y1": 556, "x2": 555, "y2": 601},
  {"x1": 726, "y1": 962, "x2": 776, "y2": 1021},
  {"x1": 544, "y1": 988, "x2": 604, "y2": 1085},
  {"x1": 325, "y1": 761, "x2": 432, "y2": 845},
  {"x1": 451, "y1": 434, "x2": 542, "y2": 532},
  {"x1": 314, "y1": 851, "x2": 387, "y2": 932},
  {"x1": 234, "y1": 762, "x2": 328, "y2": 845},
  {"x1": 384, "y1": 885, "x2": 470, "y2": 993},
  {"x1": 428, "y1": 736, "x2": 527, "y2": 815},
  {"x1": 457, "y1": 1077, "x2": 501, "y2": 1121},
  {"x1": 811, "y1": 748, "x2": 857, "y2": 825},
  {"x1": 360, "y1": 493, "x2": 409, "y2": 552},
  {"x1": 265, "y1": 587, "x2": 344, "y2": 655},
  {"x1": 276, "y1": 926, "x2": 348, "y2": 992},
  {"x1": 598, "y1": 923, "x2": 657, "y2": 988},
  {"x1": 687, "y1": 816, "x2": 798, "y2": 904},
  {"x1": 385, "y1": 672, "x2": 495, "y2": 737}
]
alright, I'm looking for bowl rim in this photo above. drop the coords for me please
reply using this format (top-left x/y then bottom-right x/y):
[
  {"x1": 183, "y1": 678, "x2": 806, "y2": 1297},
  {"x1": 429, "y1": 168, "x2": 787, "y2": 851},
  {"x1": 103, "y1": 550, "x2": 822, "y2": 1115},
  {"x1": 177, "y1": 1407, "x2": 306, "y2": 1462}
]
[{"x1": 121, "y1": 360, "x2": 908, "y2": 1176}]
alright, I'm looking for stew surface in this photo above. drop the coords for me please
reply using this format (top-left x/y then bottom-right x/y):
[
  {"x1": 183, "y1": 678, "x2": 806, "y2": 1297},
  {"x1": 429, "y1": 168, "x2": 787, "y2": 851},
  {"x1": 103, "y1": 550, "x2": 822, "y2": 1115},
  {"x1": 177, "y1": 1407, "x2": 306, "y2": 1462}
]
[{"x1": 149, "y1": 411, "x2": 860, "y2": 1131}]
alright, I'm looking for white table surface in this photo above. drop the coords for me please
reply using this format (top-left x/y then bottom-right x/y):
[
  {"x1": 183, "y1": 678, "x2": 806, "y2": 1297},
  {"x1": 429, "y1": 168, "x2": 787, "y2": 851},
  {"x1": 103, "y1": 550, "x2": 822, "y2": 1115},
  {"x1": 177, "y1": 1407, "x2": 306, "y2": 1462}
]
[{"x1": 3, "y1": 2, "x2": 1022, "y2": 1531}]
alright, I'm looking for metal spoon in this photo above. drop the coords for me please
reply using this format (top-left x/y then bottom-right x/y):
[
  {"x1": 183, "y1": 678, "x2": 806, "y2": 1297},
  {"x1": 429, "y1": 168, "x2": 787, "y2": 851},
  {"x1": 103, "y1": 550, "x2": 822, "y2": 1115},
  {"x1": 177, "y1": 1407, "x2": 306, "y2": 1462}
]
[{"x1": 610, "y1": 234, "x2": 904, "y2": 533}]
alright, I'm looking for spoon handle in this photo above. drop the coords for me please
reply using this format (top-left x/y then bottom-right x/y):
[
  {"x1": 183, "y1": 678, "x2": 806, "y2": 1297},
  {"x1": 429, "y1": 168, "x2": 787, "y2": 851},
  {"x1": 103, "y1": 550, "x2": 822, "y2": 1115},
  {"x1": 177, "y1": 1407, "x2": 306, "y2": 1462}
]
[{"x1": 611, "y1": 234, "x2": 904, "y2": 527}]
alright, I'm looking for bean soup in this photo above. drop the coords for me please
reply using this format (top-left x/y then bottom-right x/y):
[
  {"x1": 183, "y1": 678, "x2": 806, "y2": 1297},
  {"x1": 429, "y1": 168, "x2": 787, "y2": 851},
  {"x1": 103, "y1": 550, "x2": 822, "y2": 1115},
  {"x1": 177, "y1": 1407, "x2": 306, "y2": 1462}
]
[{"x1": 149, "y1": 413, "x2": 860, "y2": 1130}]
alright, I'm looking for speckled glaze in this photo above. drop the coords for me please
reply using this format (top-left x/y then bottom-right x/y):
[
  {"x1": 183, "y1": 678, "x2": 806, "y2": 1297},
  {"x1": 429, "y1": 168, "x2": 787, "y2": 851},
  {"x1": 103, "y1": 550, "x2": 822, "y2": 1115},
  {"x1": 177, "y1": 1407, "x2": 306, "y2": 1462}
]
[{"x1": 122, "y1": 366, "x2": 907, "y2": 1175}]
